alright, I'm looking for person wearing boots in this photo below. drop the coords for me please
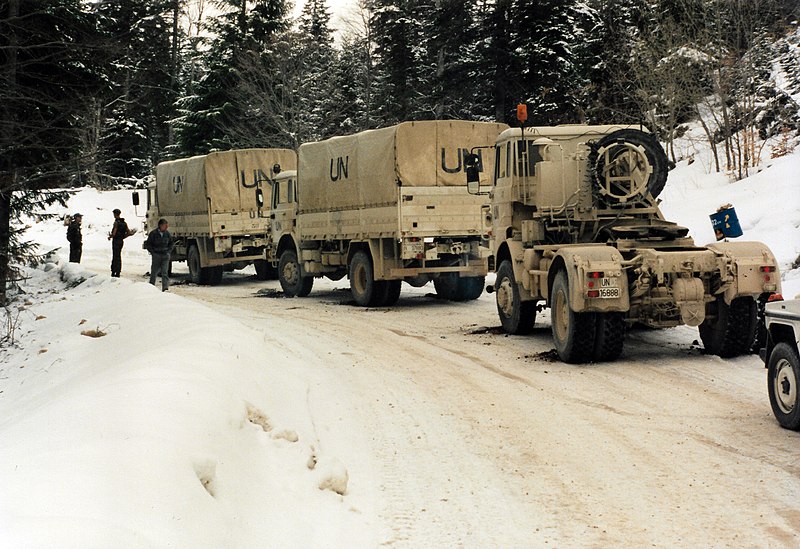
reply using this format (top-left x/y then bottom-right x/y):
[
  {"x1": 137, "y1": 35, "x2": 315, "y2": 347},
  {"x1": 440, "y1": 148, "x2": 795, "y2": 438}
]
[
  {"x1": 66, "y1": 213, "x2": 83, "y2": 263},
  {"x1": 108, "y1": 208, "x2": 130, "y2": 277}
]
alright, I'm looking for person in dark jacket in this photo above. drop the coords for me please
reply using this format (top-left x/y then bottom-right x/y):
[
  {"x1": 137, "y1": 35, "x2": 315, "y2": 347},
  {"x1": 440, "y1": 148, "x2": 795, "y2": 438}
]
[
  {"x1": 108, "y1": 208, "x2": 130, "y2": 277},
  {"x1": 145, "y1": 218, "x2": 174, "y2": 291},
  {"x1": 66, "y1": 213, "x2": 83, "y2": 263}
]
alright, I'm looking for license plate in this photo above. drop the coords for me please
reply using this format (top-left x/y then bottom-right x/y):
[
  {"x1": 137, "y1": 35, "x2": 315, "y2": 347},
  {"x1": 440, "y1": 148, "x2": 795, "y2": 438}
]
[
  {"x1": 597, "y1": 277, "x2": 619, "y2": 299},
  {"x1": 598, "y1": 287, "x2": 620, "y2": 298}
]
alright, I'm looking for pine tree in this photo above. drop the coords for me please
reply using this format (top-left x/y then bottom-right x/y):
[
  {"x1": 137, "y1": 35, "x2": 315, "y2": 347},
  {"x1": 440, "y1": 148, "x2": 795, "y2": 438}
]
[
  {"x1": 585, "y1": 0, "x2": 649, "y2": 123},
  {"x1": 422, "y1": 0, "x2": 483, "y2": 119},
  {"x1": 509, "y1": 0, "x2": 597, "y2": 125},
  {"x1": 91, "y1": 0, "x2": 177, "y2": 185},
  {"x1": 173, "y1": 0, "x2": 290, "y2": 156},
  {"x1": 0, "y1": 0, "x2": 104, "y2": 303},
  {"x1": 297, "y1": 0, "x2": 338, "y2": 139},
  {"x1": 369, "y1": 0, "x2": 425, "y2": 123}
]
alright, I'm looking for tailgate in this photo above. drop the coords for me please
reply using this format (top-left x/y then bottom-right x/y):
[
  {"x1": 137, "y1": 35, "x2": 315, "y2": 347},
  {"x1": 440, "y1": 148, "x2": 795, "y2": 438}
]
[{"x1": 398, "y1": 187, "x2": 487, "y2": 238}]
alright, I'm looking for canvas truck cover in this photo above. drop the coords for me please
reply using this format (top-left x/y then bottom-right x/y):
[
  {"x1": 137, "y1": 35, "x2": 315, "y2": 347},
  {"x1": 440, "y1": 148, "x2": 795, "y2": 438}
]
[
  {"x1": 155, "y1": 148, "x2": 297, "y2": 217},
  {"x1": 298, "y1": 120, "x2": 508, "y2": 213}
]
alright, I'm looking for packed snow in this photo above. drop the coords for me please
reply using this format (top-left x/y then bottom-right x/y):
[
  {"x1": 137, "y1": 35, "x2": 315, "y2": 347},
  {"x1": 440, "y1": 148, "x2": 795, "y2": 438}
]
[{"x1": 0, "y1": 144, "x2": 798, "y2": 546}]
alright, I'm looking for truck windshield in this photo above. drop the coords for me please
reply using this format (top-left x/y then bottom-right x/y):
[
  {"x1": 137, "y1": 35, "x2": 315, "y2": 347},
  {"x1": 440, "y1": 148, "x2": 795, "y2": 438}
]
[
  {"x1": 271, "y1": 179, "x2": 295, "y2": 209},
  {"x1": 514, "y1": 140, "x2": 544, "y2": 178}
]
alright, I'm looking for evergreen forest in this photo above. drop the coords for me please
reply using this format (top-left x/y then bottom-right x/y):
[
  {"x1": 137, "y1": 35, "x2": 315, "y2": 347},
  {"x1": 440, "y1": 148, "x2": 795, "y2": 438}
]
[{"x1": 1, "y1": 0, "x2": 799, "y2": 301}]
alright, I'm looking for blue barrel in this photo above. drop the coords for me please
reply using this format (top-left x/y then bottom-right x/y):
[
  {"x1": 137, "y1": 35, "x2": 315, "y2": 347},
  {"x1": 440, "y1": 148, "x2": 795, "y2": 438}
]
[{"x1": 709, "y1": 206, "x2": 743, "y2": 240}]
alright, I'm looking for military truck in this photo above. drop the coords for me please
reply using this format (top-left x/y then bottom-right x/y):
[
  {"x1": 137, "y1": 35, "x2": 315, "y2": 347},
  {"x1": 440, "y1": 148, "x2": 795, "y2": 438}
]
[
  {"x1": 139, "y1": 148, "x2": 296, "y2": 285},
  {"x1": 272, "y1": 120, "x2": 508, "y2": 306},
  {"x1": 465, "y1": 123, "x2": 782, "y2": 363}
]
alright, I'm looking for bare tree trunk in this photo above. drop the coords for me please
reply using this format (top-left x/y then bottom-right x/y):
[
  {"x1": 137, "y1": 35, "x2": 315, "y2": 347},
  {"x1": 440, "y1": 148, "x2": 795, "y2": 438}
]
[
  {"x1": 696, "y1": 105, "x2": 720, "y2": 172},
  {"x1": 0, "y1": 0, "x2": 20, "y2": 305},
  {"x1": 168, "y1": 0, "x2": 180, "y2": 147}
]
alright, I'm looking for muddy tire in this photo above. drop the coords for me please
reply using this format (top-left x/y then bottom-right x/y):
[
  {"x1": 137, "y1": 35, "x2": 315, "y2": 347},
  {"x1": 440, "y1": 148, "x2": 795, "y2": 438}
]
[
  {"x1": 767, "y1": 342, "x2": 800, "y2": 430},
  {"x1": 349, "y1": 251, "x2": 384, "y2": 307},
  {"x1": 457, "y1": 276, "x2": 485, "y2": 301},
  {"x1": 550, "y1": 270, "x2": 596, "y2": 363},
  {"x1": 699, "y1": 297, "x2": 757, "y2": 358},
  {"x1": 433, "y1": 273, "x2": 459, "y2": 300},
  {"x1": 187, "y1": 244, "x2": 202, "y2": 284},
  {"x1": 593, "y1": 312, "x2": 626, "y2": 361},
  {"x1": 206, "y1": 266, "x2": 223, "y2": 286},
  {"x1": 279, "y1": 249, "x2": 313, "y2": 297},
  {"x1": 495, "y1": 260, "x2": 536, "y2": 335},
  {"x1": 383, "y1": 280, "x2": 402, "y2": 307},
  {"x1": 254, "y1": 259, "x2": 278, "y2": 280},
  {"x1": 434, "y1": 273, "x2": 484, "y2": 301},
  {"x1": 188, "y1": 244, "x2": 223, "y2": 286}
]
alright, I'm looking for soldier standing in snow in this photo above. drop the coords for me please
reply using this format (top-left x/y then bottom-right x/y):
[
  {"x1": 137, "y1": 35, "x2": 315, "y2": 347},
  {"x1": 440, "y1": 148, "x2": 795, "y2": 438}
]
[
  {"x1": 145, "y1": 218, "x2": 174, "y2": 291},
  {"x1": 108, "y1": 208, "x2": 131, "y2": 278},
  {"x1": 66, "y1": 213, "x2": 83, "y2": 263}
]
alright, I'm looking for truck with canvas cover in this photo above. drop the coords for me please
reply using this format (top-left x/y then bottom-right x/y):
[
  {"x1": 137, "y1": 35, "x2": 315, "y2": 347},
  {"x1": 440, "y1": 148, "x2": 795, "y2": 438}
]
[
  {"x1": 272, "y1": 120, "x2": 507, "y2": 306},
  {"x1": 144, "y1": 148, "x2": 296, "y2": 285},
  {"x1": 465, "y1": 123, "x2": 782, "y2": 363}
]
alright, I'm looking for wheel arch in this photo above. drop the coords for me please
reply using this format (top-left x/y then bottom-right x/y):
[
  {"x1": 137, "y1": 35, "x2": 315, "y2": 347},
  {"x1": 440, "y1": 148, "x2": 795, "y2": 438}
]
[
  {"x1": 346, "y1": 241, "x2": 371, "y2": 266},
  {"x1": 548, "y1": 245, "x2": 629, "y2": 312},
  {"x1": 277, "y1": 234, "x2": 297, "y2": 257}
]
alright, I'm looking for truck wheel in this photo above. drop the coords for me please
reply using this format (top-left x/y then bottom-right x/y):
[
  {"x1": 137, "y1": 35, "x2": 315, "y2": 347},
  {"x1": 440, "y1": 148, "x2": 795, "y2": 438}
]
[
  {"x1": 383, "y1": 280, "x2": 402, "y2": 307},
  {"x1": 495, "y1": 260, "x2": 536, "y2": 334},
  {"x1": 349, "y1": 251, "x2": 384, "y2": 307},
  {"x1": 767, "y1": 342, "x2": 800, "y2": 430},
  {"x1": 550, "y1": 270, "x2": 596, "y2": 363},
  {"x1": 699, "y1": 297, "x2": 757, "y2": 358},
  {"x1": 433, "y1": 273, "x2": 459, "y2": 300},
  {"x1": 457, "y1": 276, "x2": 485, "y2": 301},
  {"x1": 188, "y1": 244, "x2": 202, "y2": 284},
  {"x1": 279, "y1": 249, "x2": 313, "y2": 297},
  {"x1": 593, "y1": 312, "x2": 625, "y2": 361},
  {"x1": 206, "y1": 266, "x2": 223, "y2": 285},
  {"x1": 254, "y1": 259, "x2": 278, "y2": 280},
  {"x1": 188, "y1": 244, "x2": 223, "y2": 285}
]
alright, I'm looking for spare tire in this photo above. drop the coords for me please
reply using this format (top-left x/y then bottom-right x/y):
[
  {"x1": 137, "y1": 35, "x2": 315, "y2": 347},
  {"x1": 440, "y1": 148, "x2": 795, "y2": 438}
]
[{"x1": 593, "y1": 129, "x2": 669, "y2": 201}]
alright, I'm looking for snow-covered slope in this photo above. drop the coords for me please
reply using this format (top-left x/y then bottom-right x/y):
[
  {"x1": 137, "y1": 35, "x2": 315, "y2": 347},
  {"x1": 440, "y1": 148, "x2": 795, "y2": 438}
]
[
  {"x1": 661, "y1": 148, "x2": 800, "y2": 297},
  {"x1": 0, "y1": 264, "x2": 376, "y2": 547}
]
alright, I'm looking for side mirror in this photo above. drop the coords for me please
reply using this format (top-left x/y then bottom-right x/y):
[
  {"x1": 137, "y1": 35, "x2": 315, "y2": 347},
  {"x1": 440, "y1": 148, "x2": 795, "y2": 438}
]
[
  {"x1": 465, "y1": 153, "x2": 481, "y2": 194},
  {"x1": 132, "y1": 191, "x2": 140, "y2": 206},
  {"x1": 256, "y1": 188, "x2": 264, "y2": 208}
]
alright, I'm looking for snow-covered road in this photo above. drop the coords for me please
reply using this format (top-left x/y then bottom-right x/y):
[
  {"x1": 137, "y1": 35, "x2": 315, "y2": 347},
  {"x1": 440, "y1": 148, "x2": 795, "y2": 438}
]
[{"x1": 170, "y1": 268, "x2": 800, "y2": 547}]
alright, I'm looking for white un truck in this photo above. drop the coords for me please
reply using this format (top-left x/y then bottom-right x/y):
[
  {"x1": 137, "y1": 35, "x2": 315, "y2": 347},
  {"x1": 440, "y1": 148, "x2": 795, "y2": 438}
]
[
  {"x1": 271, "y1": 120, "x2": 508, "y2": 306},
  {"x1": 138, "y1": 148, "x2": 296, "y2": 284}
]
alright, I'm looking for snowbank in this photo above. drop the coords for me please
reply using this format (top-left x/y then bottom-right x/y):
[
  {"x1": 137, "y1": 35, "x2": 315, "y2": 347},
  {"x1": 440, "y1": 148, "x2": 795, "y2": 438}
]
[
  {"x1": 0, "y1": 263, "x2": 373, "y2": 547},
  {"x1": 663, "y1": 136, "x2": 800, "y2": 298}
]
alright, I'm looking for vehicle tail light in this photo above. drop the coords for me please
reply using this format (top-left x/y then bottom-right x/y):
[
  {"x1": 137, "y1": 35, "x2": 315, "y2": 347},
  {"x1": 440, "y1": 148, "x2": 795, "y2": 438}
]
[
  {"x1": 588, "y1": 271, "x2": 604, "y2": 279},
  {"x1": 767, "y1": 293, "x2": 784, "y2": 302},
  {"x1": 587, "y1": 290, "x2": 600, "y2": 298}
]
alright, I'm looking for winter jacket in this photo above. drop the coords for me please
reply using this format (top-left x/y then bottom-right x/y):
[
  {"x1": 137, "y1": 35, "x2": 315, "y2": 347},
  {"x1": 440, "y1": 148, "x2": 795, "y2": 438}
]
[
  {"x1": 111, "y1": 218, "x2": 130, "y2": 241},
  {"x1": 145, "y1": 228, "x2": 174, "y2": 255},
  {"x1": 66, "y1": 222, "x2": 82, "y2": 245}
]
